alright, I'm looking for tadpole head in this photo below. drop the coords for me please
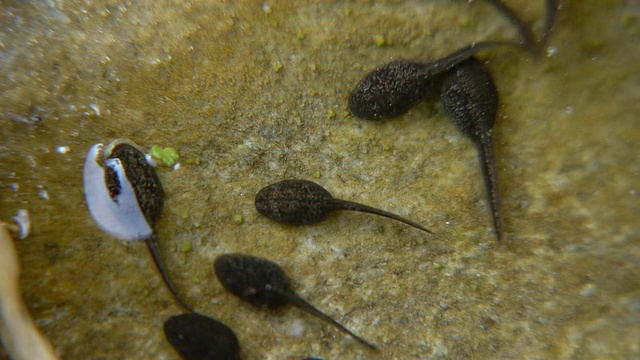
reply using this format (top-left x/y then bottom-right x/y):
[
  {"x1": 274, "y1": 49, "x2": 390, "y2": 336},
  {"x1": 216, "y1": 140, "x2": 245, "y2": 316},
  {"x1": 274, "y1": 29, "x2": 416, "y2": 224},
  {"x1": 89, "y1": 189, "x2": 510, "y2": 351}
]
[
  {"x1": 107, "y1": 142, "x2": 165, "y2": 225},
  {"x1": 214, "y1": 253, "x2": 293, "y2": 309},
  {"x1": 440, "y1": 57, "x2": 498, "y2": 139},
  {"x1": 349, "y1": 60, "x2": 433, "y2": 120},
  {"x1": 164, "y1": 313, "x2": 240, "y2": 360},
  {"x1": 254, "y1": 179, "x2": 334, "y2": 225}
]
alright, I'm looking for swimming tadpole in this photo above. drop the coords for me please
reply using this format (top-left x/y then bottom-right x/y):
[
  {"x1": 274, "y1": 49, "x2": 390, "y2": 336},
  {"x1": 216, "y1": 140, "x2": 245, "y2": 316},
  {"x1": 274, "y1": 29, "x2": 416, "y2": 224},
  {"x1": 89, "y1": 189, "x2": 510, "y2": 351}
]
[
  {"x1": 83, "y1": 139, "x2": 193, "y2": 311},
  {"x1": 214, "y1": 253, "x2": 378, "y2": 350},
  {"x1": 440, "y1": 57, "x2": 504, "y2": 243},
  {"x1": 255, "y1": 179, "x2": 434, "y2": 235}
]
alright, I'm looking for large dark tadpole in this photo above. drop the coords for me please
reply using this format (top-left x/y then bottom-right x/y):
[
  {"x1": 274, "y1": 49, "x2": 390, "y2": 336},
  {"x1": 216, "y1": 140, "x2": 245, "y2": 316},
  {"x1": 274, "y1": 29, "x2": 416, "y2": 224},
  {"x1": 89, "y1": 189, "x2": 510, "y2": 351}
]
[{"x1": 440, "y1": 57, "x2": 504, "y2": 243}]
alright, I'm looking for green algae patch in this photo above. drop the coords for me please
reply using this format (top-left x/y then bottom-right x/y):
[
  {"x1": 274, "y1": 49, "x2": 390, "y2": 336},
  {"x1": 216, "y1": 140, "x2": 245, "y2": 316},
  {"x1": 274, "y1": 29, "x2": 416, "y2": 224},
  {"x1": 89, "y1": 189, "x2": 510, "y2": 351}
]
[
  {"x1": 151, "y1": 145, "x2": 180, "y2": 166},
  {"x1": 373, "y1": 34, "x2": 386, "y2": 47}
]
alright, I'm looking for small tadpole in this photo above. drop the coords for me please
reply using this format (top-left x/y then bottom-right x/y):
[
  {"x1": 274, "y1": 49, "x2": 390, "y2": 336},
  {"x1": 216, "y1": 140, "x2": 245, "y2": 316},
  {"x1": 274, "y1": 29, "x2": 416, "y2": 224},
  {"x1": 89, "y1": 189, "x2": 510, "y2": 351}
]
[
  {"x1": 164, "y1": 312, "x2": 240, "y2": 360},
  {"x1": 108, "y1": 143, "x2": 194, "y2": 311},
  {"x1": 348, "y1": 41, "x2": 516, "y2": 120},
  {"x1": 440, "y1": 57, "x2": 504, "y2": 243},
  {"x1": 255, "y1": 179, "x2": 434, "y2": 235},
  {"x1": 214, "y1": 253, "x2": 379, "y2": 350},
  {"x1": 83, "y1": 140, "x2": 193, "y2": 311}
]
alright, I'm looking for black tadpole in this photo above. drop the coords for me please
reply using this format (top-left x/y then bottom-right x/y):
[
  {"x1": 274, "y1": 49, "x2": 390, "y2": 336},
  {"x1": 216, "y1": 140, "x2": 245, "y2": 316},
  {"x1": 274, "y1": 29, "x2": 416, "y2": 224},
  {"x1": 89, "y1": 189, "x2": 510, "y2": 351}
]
[
  {"x1": 214, "y1": 253, "x2": 378, "y2": 350},
  {"x1": 348, "y1": 41, "x2": 517, "y2": 120},
  {"x1": 255, "y1": 179, "x2": 434, "y2": 235},
  {"x1": 440, "y1": 57, "x2": 504, "y2": 243},
  {"x1": 108, "y1": 144, "x2": 193, "y2": 311},
  {"x1": 164, "y1": 312, "x2": 240, "y2": 360}
]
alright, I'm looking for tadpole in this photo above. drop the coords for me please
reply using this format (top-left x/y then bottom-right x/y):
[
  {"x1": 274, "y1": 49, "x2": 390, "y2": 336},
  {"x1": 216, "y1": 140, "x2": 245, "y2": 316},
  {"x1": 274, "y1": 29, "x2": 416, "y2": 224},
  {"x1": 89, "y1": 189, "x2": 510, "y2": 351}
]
[
  {"x1": 105, "y1": 142, "x2": 193, "y2": 311},
  {"x1": 440, "y1": 57, "x2": 503, "y2": 242},
  {"x1": 214, "y1": 253, "x2": 378, "y2": 350},
  {"x1": 255, "y1": 179, "x2": 433, "y2": 234},
  {"x1": 164, "y1": 313, "x2": 240, "y2": 360},
  {"x1": 348, "y1": 41, "x2": 516, "y2": 120}
]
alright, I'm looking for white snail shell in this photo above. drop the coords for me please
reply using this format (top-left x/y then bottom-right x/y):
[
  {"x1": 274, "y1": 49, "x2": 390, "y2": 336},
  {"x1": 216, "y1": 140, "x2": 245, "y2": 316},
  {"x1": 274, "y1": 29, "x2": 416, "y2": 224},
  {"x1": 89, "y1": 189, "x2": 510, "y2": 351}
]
[{"x1": 83, "y1": 141, "x2": 152, "y2": 241}]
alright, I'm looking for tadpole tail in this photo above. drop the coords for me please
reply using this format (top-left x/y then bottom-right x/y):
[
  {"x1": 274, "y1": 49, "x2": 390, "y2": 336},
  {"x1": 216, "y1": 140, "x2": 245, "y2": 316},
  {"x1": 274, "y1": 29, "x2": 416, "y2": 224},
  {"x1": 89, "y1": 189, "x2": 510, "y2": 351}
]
[
  {"x1": 145, "y1": 234, "x2": 194, "y2": 312},
  {"x1": 426, "y1": 41, "x2": 520, "y2": 76},
  {"x1": 285, "y1": 294, "x2": 378, "y2": 351},
  {"x1": 475, "y1": 132, "x2": 504, "y2": 243},
  {"x1": 332, "y1": 199, "x2": 434, "y2": 235},
  {"x1": 540, "y1": 0, "x2": 559, "y2": 49},
  {"x1": 433, "y1": 41, "x2": 515, "y2": 70},
  {"x1": 483, "y1": 0, "x2": 537, "y2": 54}
]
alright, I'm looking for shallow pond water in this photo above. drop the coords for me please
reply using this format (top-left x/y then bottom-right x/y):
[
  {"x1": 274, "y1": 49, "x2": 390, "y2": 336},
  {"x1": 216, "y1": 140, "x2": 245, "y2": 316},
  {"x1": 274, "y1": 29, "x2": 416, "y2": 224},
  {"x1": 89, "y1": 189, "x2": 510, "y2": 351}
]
[{"x1": 1, "y1": 1, "x2": 639, "y2": 359}]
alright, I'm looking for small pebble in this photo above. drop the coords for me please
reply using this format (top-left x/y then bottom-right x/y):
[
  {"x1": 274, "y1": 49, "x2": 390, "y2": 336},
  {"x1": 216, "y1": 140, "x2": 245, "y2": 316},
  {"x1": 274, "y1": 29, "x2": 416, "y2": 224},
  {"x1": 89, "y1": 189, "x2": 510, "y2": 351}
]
[
  {"x1": 56, "y1": 146, "x2": 70, "y2": 154},
  {"x1": 287, "y1": 318, "x2": 306, "y2": 337}
]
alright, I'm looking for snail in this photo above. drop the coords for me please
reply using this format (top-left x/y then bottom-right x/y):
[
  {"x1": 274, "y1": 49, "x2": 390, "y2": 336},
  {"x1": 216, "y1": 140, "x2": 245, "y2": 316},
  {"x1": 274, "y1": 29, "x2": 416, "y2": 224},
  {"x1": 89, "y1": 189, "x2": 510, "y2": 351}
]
[{"x1": 83, "y1": 139, "x2": 192, "y2": 311}]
